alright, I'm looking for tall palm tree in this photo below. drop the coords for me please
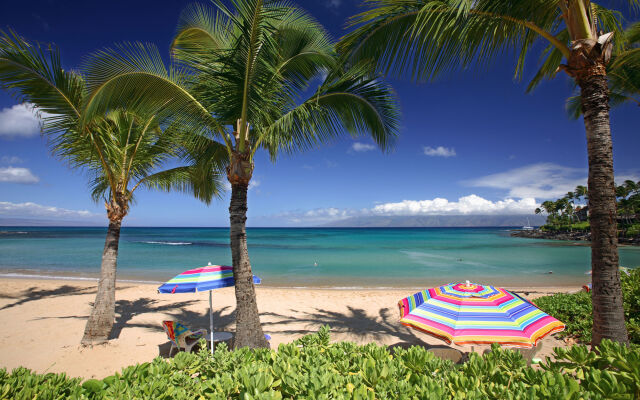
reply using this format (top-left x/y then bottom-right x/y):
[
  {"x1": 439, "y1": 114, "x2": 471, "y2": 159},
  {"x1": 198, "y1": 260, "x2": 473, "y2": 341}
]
[
  {"x1": 0, "y1": 31, "x2": 227, "y2": 345},
  {"x1": 339, "y1": 0, "x2": 633, "y2": 345},
  {"x1": 567, "y1": 22, "x2": 640, "y2": 118},
  {"x1": 79, "y1": 0, "x2": 400, "y2": 348}
]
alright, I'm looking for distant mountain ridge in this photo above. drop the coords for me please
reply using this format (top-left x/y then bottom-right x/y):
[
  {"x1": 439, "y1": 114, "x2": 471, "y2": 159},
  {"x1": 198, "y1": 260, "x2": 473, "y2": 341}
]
[
  {"x1": 321, "y1": 214, "x2": 546, "y2": 228},
  {"x1": 0, "y1": 218, "x2": 104, "y2": 227}
]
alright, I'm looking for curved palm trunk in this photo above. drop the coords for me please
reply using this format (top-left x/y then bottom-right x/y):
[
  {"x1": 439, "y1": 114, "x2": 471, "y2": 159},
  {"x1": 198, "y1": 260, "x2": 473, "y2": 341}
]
[
  {"x1": 228, "y1": 151, "x2": 269, "y2": 349},
  {"x1": 81, "y1": 218, "x2": 122, "y2": 345},
  {"x1": 580, "y1": 73, "x2": 629, "y2": 346}
]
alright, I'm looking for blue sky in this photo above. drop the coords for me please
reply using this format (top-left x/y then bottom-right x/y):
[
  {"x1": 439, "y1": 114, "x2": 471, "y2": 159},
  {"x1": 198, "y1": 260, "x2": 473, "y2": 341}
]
[{"x1": 1, "y1": 0, "x2": 638, "y2": 227}]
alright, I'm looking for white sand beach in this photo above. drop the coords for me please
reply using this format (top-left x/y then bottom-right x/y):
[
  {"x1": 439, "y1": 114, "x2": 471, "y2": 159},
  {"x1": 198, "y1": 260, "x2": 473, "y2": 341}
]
[{"x1": 0, "y1": 278, "x2": 578, "y2": 379}]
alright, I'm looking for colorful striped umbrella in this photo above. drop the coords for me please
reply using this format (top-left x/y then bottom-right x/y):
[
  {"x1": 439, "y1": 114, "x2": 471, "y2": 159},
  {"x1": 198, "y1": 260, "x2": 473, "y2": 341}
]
[
  {"x1": 158, "y1": 263, "x2": 261, "y2": 353},
  {"x1": 398, "y1": 281, "x2": 564, "y2": 348},
  {"x1": 158, "y1": 264, "x2": 261, "y2": 294}
]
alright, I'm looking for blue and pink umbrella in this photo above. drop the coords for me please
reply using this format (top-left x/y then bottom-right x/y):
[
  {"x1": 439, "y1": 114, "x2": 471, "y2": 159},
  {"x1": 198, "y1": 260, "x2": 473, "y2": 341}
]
[{"x1": 158, "y1": 263, "x2": 261, "y2": 353}]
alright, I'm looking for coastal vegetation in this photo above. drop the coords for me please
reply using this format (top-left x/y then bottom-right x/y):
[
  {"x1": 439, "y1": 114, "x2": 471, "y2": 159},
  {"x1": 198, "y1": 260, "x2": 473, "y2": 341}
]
[
  {"x1": 0, "y1": 32, "x2": 228, "y2": 344},
  {"x1": 2, "y1": 328, "x2": 640, "y2": 399},
  {"x1": 338, "y1": 0, "x2": 636, "y2": 346},
  {"x1": 535, "y1": 267, "x2": 640, "y2": 344},
  {"x1": 534, "y1": 181, "x2": 640, "y2": 240}
]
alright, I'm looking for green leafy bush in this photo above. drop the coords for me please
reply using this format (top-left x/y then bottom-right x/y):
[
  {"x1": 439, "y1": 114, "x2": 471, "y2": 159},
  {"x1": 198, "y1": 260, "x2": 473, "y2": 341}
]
[
  {"x1": 534, "y1": 290, "x2": 593, "y2": 342},
  {"x1": 535, "y1": 267, "x2": 640, "y2": 344},
  {"x1": 2, "y1": 327, "x2": 640, "y2": 399}
]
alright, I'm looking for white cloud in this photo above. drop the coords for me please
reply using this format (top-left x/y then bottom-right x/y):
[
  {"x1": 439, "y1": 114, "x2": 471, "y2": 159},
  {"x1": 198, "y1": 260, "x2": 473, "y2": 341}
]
[
  {"x1": 0, "y1": 201, "x2": 97, "y2": 219},
  {"x1": 274, "y1": 207, "x2": 353, "y2": 225},
  {"x1": 324, "y1": 159, "x2": 338, "y2": 168},
  {"x1": 222, "y1": 179, "x2": 261, "y2": 192},
  {"x1": 465, "y1": 163, "x2": 640, "y2": 201},
  {"x1": 371, "y1": 195, "x2": 537, "y2": 215},
  {"x1": 0, "y1": 103, "x2": 46, "y2": 139},
  {"x1": 466, "y1": 163, "x2": 580, "y2": 199},
  {"x1": 423, "y1": 146, "x2": 456, "y2": 157},
  {"x1": 272, "y1": 195, "x2": 538, "y2": 224},
  {"x1": 1, "y1": 156, "x2": 23, "y2": 164},
  {"x1": 351, "y1": 142, "x2": 376, "y2": 153},
  {"x1": 0, "y1": 167, "x2": 39, "y2": 184}
]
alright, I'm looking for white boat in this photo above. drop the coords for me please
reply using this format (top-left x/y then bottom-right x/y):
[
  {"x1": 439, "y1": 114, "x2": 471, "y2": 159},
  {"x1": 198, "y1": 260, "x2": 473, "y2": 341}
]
[{"x1": 522, "y1": 218, "x2": 534, "y2": 230}]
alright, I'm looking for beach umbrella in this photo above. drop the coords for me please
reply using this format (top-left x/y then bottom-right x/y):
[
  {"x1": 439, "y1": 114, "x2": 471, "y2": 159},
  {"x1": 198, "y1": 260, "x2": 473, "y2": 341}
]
[
  {"x1": 158, "y1": 263, "x2": 261, "y2": 353},
  {"x1": 398, "y1": 281, "x2": 565, "y2": 348}
]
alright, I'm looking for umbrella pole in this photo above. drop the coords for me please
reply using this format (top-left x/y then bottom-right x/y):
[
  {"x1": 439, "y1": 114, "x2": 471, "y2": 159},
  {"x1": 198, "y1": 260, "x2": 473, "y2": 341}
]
[{"x1": 209, "y1": 290, "x2": 214, "y2": 354}]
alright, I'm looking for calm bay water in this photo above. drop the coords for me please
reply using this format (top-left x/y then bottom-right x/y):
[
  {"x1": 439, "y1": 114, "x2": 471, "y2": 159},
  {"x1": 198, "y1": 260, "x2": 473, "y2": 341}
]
[{"x1": 1, "y1": 227, "x2": 639, "y2": 288}]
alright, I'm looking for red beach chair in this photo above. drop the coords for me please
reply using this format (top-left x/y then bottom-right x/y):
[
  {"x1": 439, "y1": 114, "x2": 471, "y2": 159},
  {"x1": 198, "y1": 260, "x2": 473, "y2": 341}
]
[{"x1": 161, "y1": 320, "x2": 207, "y2": 356}]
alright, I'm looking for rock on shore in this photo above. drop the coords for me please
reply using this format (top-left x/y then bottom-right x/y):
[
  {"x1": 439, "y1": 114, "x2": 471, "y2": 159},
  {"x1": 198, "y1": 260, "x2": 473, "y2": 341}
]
[{"x1": 511, "y1": 229, "x2": 639, "y2": 245}]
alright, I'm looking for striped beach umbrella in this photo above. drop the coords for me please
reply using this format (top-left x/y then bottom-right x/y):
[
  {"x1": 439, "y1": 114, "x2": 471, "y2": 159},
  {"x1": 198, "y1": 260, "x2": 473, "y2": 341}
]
[
  {"x1": 398, "y1": 281, "x2": 564, "y2": 348},
  {"x1": 158, "y1": 263, "x2": 261, "y2": 353},
  {"x1": 158, "y1": 264, "x2": 261, "y2": 294}
]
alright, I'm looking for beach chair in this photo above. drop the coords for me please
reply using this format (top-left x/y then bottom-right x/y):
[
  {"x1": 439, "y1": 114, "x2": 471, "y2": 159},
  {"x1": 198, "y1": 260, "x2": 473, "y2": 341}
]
[{"x1": 161, "y1": 320, "x2": 207, "y2": 356}]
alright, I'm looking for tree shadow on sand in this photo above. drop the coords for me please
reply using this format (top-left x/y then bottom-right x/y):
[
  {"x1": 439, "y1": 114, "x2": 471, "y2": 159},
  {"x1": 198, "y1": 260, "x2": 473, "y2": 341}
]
[
  {"x1": 0, "y1": 285, "x2": 97, "y2": 311},
  {"x1": 260, "y1": 305, "x2": 466, "y2": 362},
  {"x1": 109, "y1": 298, "x2": 236, "y2": 340},
  {"x1": 34, "y1": 296, "x2": 236, "y2": 344},
  {"x1": 262, "y1": 305, "x2": 418, "y2": 342}
]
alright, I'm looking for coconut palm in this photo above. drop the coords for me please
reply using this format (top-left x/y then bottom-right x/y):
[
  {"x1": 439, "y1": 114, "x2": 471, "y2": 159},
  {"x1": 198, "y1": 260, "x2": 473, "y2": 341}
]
[
  {"x1": 79, "y1": 0, "x2": 400, "y2": 348},
  {"x1": 575, "y1": 185, "x2": 589, "y2": 205},
  {"x1": 567, "y1": 22, "x2": 640, "y2": 118},
  {"x1": 0, "y1": 31, "x2": 227, "y2": 344},
  {"x1": 339, "y1": 0, "x2": 633, "y2": 345}
]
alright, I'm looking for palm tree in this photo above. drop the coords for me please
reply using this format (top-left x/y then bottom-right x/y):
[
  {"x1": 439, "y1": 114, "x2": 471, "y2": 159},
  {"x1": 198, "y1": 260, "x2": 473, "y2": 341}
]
[
  {"x1": 567, "y1": 22, "x2": 640, "y2": 118},
  {"x1": 79, "y1": 0, "x2": 400, "y2": 348},
  {"x1": 0, "y1": 31, "x2": 227, "y2": 345},
  {"x1": 575, "y1": 185, "x2": 589, "y2": 205},
  {"x1": 339, "y1": 0, "x2": 632, "y2": 345}
]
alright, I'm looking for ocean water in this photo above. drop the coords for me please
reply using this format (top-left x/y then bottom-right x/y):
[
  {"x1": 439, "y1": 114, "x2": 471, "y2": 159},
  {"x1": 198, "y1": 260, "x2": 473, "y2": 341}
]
[{"x1": 1, "y1": 227, "x2": 639, "y2": 288}]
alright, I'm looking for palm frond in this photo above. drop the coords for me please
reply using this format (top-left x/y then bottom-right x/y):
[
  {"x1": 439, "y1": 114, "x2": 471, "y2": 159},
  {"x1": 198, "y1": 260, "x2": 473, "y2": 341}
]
[
  {"x1": 81, "y1": 42, "x2": 229, "y2": 144},
  {"x1": 258, "y1": 60, "x2": 400, "y2": 158},
  {"x1": 338, "y1": 0, "x2": 594, "y2": 83},
  {"x1": 0, "y1": 29, "x2": 84, "y2": 133}
]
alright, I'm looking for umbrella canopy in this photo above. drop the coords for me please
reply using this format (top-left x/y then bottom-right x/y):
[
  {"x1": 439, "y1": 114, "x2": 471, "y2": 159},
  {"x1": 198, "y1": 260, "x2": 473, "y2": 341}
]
[
  {"x1": 398, "y1": 282, "x2": 564, "y2": 348},
  {"x1": 158, "y1": 264, "x2": 261, "y2": 354},
  {"x1": 158, "y1": 265, "x2": 261, "y2": 294}
]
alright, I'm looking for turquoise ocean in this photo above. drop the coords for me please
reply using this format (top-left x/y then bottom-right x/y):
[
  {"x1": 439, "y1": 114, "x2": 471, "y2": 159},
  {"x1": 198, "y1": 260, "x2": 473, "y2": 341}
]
[{"x1": 1, "y1": 227, "x2": 639, "y2": 288}]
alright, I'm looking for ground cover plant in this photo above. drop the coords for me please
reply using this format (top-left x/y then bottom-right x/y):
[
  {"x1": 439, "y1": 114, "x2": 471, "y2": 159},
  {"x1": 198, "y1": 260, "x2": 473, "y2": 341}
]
[
  {"x1": 535, "y1": 267, "x2": 640, "y2": 344},
  {"x1": 2, "y1": 327, "x2": 639, "y2": 399}
]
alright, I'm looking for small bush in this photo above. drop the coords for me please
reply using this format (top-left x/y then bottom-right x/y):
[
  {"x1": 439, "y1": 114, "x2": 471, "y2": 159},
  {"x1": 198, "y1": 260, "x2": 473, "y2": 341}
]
[
  {"x1": 535, "y1": 290, "x2": 593, "y2": 342},
  {"x1": 535, "y1": 267, "x2": 640, "y2": 344},
  {"x1": 1, "y1": 328, "x2": 639, "y2": 399}
]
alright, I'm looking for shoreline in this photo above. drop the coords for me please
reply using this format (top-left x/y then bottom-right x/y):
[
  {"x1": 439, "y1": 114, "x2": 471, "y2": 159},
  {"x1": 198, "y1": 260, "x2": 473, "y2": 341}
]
[
  {"x1": 511, "y1": 228, "x2": 640, "y2": 246},
  {"x1": 0, "y1": 270, "x2": 586, "y2": 290},
  {"x1": 0, "y1": 277, "x2": 578, "y2": 379}
]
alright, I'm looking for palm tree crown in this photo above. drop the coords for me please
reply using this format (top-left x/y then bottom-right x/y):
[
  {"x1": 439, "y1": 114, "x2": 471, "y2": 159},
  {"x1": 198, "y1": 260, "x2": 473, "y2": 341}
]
[
  {"x1": 76, "y1": 0, "x2": 400, "y2": 348},
  {"x1": 0, "y1": 29, "x2": 227, "y2": 344}
]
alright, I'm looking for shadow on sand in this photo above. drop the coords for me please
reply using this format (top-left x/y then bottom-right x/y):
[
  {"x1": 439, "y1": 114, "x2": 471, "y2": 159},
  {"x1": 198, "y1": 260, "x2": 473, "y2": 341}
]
[
  {"x1": 0, "y1": 285, "x2": 97, "y2": 311},
  {"x1": 260, "y1": 305, "x2": 466, "y2": 362}
]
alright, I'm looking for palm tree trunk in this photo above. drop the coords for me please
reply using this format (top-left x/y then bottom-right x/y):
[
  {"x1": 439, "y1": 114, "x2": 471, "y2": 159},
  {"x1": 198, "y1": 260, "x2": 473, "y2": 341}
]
[
  {"x1": 580, "y1": 72, "x2": 629, "y2": 346},
  {"x1": 229, "y1": 182, "x2": 269, "y2": 349},
  {"x1": 81, "y1": 218, "x2": 121, "y2": 345}
]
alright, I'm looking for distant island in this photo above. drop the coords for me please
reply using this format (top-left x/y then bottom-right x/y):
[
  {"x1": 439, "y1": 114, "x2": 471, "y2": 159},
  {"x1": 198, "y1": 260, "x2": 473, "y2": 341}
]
[{"x1": 322, "y1": 214, "x2": 547, "y2": 228}]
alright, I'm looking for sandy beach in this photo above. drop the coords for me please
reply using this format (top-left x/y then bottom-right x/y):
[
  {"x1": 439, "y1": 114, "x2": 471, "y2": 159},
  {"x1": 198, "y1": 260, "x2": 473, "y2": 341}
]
[{"x1": 0, "y1": 277, "x2": 578, "y2": 379}]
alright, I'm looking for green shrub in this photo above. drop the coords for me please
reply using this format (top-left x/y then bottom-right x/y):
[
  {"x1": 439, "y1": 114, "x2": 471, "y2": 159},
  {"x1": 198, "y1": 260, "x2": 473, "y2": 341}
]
[
  {"x1": 2, "y1": 327, "x2": 640, "y2": 399},
  {"x1": 535, "y1": 267, "x2": 640, "y2": 344},
  {"x1": 625, "y1": 223, "x2": 640, "y2": 237},
  {"x1": 535, "y1": 290, "x2": 593, "y2": 342}
]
